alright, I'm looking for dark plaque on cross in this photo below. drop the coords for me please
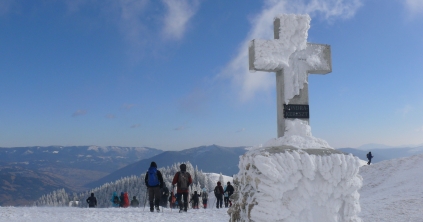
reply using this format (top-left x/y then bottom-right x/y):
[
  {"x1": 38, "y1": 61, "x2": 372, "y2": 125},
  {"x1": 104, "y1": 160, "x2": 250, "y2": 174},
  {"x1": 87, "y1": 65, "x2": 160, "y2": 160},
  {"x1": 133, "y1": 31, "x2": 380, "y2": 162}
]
[{"x1": 283, "y1": 104, "x2": 309, "y2": 119}]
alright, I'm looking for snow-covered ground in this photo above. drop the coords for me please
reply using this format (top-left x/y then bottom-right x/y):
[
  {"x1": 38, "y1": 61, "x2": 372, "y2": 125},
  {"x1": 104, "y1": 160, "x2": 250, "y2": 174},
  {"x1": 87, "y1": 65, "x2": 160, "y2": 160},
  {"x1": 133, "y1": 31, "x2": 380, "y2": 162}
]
[
  {"x1": 359, "y1": 153, "x2": 423, "y2": 221},
  {"x1": 0, "y1": 206, "x2": 229, "y2": 222},
  {"x1": 1, "y1": 154, "x2": 423, "y2": 221}
]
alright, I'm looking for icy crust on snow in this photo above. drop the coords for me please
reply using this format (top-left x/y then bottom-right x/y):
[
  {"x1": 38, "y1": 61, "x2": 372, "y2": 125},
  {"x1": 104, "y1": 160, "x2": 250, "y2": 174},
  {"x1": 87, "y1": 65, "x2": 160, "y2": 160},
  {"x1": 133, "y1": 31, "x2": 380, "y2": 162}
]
[
  {"x1": 252, "y1": 14, "x2": 310, "y2": 70},
  {"x1": 262, "y1": 119, "x2": 332, "y2": 149},
  {"x1": 229, "y1": 146, "x2": 363, "y2": 222}
]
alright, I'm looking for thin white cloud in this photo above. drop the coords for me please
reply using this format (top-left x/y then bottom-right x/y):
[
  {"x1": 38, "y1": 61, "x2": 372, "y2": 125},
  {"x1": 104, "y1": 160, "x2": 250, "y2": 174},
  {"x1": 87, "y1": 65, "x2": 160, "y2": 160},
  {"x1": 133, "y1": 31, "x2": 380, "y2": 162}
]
[
  {"x1": 174, "y1": 125, "x2": 188, "y2": 131},
  {"x1": 398, "y1": 104, "x2": 412, "y2": 116},
  {"x1": 122, "y1": 103, "x2": 135, "y2": 110},
  {"x1": 236, "y1": 128, "x2": 245, "y2": 133},
  {"x1": 130, "y1": 124, "x2": 141, "y2": 128},
  {"x1": 404, "y1": 0, "x2": 423, "y2": 16},
  {"x1": 106, "y1": 114, "x2": 116, "y2": 119},
  {"x1": 161, "y1": 0, "x2": 200, "y2": 40},
  {"x1": 72, "y1": 110, "x2": 87, "y2": 117},
  {"x1": 218, "y1": 0, "x2": 362, "y2": 102},
  {"x1": 0, "y1": 0, "x2": 14, "y2": 15}
]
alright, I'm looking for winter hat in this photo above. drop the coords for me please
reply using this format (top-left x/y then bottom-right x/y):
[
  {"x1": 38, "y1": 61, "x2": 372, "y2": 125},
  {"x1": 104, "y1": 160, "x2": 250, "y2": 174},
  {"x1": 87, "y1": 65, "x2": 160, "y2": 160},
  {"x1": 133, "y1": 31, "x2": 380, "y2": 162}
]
[
  {"x1": 227, "y1": 182, "x2": 231, "y2": 185},
  {"x1": 91, "y1": 193, "x2": 94, "y2": 197},
  {"x1": 150, "y1": 161, "x2": 157, "y2": 168},
  {"x1": 180, "y1": 164, "x2": 187, "y2": 172},
  {"x1": 217, "y1": 181, "x2": 221, "y2": 186}
]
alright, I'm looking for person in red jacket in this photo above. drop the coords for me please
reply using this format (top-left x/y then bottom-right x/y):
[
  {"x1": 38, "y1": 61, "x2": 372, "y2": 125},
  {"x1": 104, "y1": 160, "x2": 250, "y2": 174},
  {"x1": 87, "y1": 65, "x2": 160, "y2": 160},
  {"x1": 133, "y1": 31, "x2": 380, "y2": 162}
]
[
  {"x1": 172, "y1": 163, "x2": 192, "y2": 213},
  {"x1": 122, "y1": 192, "x2": 130, "y2": 208}
]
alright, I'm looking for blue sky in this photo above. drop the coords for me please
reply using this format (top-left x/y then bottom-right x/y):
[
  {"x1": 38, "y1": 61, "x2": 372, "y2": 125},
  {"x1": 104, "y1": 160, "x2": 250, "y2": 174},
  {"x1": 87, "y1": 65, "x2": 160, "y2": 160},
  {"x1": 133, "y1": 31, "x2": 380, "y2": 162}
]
[{"x1": 1, "y1": 0, "x2": 423, "y2": 150}]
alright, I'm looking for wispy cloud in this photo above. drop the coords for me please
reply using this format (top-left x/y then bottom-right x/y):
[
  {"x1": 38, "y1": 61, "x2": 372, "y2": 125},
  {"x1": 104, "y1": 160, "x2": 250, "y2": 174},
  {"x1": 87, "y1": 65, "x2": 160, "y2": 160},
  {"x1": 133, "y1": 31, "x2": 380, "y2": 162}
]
[
  {"x1": 72, "y1": 110, "x2": 87, "y2": 117},
  {"x1": 174, "y1": 125, "x2": 188, "y2": 131},
  {"x1": 130, "y1": 124, "x2": 141, "y2": 128},
  {"x1": 218, "y1": 0, "x2": 362, "y2": 102},
  {"x1": 106, "y1": 114, "x2": 116, "y2": 119},
  {"x1": 161, "y1": 0, "x2": 200, "y2": 40},
  {"x1": 122, "y1": 103, "x2": 135, "y2": 110},
  {"x1": 236, "y1": 128, "x2": 245, "y2": 133},
  {"x1": 0, "y1": 0, "x2": 14, "y2": 16},
  {"x1": 404, "y1": 0, "x2": 423, "y2": 16},
  {"x1": 178, "y1": 88, "x2": 208, "y2": 114},
  {"x1": 398, "y1": 104, "x2": 412, "y2": 116},
  {"x1": 415, "y1": 125, "x2": 423, "y2": 132}
]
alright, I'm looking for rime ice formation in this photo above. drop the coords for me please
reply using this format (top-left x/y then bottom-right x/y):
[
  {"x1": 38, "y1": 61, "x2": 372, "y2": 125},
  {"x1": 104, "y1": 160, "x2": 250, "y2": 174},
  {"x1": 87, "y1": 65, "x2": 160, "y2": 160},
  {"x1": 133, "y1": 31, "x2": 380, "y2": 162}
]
[
  {"x1": 249, "y1": 14, "x2": 331, "y2": 104},
  {"x1": 229, "y1": 146, "x2": 363, "y2": 222},
  {"x1": 251, "y1": 14, "x2": 310, "y2": 71},
  {"x1": 263, "y1": 119, "x2": 332, "y2": 149}
]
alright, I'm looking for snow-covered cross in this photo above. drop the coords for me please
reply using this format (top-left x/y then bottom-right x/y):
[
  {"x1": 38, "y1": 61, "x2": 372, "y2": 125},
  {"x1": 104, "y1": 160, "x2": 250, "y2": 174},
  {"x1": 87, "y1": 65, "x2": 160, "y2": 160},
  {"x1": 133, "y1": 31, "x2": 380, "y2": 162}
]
[{"x1": 249, "y1": 14, "x2": 332, "y2": 138}]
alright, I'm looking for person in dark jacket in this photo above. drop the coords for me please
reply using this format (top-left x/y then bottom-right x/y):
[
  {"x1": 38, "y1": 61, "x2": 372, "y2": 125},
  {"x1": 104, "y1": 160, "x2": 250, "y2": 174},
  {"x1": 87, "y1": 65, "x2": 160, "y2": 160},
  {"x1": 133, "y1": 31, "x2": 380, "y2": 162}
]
[
  {"x1": 171, "y1": 163, "x2": 193, "y2": 213},
  {"x1": 226, "y1": 181, "x2": 235, "y2": 207},
  {"x1": 189, "y1": 191, "x2": 200, "y2": 209},
  {"x1": 86, "y1": 193, "x2": 97, "y2": 208},
  {"x1": 119, "y1": 192, "x2": 125, "y2": 207},
  {"x1": 130, "y1": 196, "x2": 139, "y2": 207},
  {"x1": 367, "y1": 152, "x2": 374, "y2": 165},
  {"x1": 144, "y1": 161, "x2": 164, "y2": 212},
  {"x1": 160, "y1": 186, "x2": 169, "y2": 208},
  {"x1": 214, "y1": 181, "x2": 224, "y2": 208}
]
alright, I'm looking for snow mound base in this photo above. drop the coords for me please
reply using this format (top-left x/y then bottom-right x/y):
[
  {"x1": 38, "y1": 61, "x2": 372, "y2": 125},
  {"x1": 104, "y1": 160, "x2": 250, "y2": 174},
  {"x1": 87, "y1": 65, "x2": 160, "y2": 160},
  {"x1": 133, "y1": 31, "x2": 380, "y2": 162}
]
[
  {"x1": 229, "y1": 145, "x2": 362, "y2": 222},
  {"x1": 263, "y1": 119, "x2": 332, "y2": 149}
]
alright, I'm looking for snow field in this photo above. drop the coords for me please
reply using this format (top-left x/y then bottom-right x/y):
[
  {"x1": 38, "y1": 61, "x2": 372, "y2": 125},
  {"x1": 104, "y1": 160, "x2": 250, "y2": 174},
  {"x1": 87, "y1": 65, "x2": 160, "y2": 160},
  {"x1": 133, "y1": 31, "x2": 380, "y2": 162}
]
[{"x1": 0, "y1": 206, "x2": 230, "y2": 222}]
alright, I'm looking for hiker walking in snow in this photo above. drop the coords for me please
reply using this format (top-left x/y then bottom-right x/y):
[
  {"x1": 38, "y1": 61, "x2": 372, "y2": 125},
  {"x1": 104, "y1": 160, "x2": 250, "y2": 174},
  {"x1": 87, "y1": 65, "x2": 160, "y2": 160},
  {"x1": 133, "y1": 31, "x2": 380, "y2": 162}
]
[
  {"x1": 223, "y1": 185, "x2": 229, "y2": 208},
  {"x1": 86, "y1": 193, "x2": 97, "y2": 208},
  {"x1": 160, "y1": 186, "x2": 169, "y2": 208},
  {"x1": 367, "y1": 152, "x2": 374, "y2": 165},
  {"x1": 172, "y1": 163, "x2": 193, "y2": 213},
  {"x1": 214, "y1": 181, "x2": 224, "y2": 209},
  {"x1": 189, "y1": 191, "x2": 200, "y2": 209},
  {"x1": 120, "y1": 192, "x2": 130, "y2": 208},
  {"x1": 201, "y1": 188, "x2": 208, "y2": 209},
  {"x1": 144, "y1": 161, "x2": 164, "y2": 212},
  {"x1": 130, "y1": 196, "x2": 139, "y2": 207},
  {"x1": 111, "y1": 192, "x2": 120, "y2": 207},
  {"x1": 226, "y1": 182, "x2": 234, "y2": 207}
]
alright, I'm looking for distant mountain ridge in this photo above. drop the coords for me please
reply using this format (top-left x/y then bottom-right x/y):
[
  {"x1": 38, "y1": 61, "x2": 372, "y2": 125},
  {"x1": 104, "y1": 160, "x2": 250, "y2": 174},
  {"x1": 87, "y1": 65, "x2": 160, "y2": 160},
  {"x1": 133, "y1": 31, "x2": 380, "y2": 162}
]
[
  {"x1": 0, "y1": 146, "x2": 163, "y2": 206},
  {"x1": 86, "y1": 144, "x2": 248, "y2": 188}
]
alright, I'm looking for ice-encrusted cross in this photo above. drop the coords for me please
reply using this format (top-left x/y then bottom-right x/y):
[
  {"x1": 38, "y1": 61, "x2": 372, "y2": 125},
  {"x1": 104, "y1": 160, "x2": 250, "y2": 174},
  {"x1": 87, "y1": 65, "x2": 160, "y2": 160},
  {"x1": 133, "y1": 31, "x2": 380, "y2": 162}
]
[{"x1": 249, "y1": 15, "x2": 332, "y2": 138}]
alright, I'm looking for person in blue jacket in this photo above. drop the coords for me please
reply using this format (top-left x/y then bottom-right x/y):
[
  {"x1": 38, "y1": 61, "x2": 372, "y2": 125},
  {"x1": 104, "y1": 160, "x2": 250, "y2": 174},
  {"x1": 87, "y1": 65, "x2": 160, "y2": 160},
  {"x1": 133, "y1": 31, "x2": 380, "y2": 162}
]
[{"x1": 111, "y1": 192, "x2": 120, "y2": 207}]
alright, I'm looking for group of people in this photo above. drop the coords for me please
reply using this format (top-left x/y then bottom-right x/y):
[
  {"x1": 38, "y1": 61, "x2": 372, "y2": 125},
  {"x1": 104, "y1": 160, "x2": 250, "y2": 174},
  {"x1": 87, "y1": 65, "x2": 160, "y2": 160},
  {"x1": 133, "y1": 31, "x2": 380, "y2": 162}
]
[
  {"x1": 85, "y1": 192, "x2": 139, "y2": 208},
  {"x1": 145, "y1": 161, "x2": 194, "y2": 213},
  {"x1": 214, "y1": 181, "x2": 234, "y2": 208},
  {"x1": 110, "y1": 192, "x2": 140, "y2": 208},
  {"x1": 86, "y1": 161, "x2": 235, "y2": 212}
]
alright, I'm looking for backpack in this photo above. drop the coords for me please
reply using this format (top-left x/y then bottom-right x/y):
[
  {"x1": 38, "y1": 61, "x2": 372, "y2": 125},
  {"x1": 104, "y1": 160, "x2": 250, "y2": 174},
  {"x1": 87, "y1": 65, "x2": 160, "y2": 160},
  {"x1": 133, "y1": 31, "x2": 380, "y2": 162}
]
[
  {"x1": 162, "y1": 187, "x2": 169, "y2": 196},
  {"x1": 178, "y1": 172, "x2": 189, "y2": 191},
  {"x1": 148, "y1": 167, "x2": 159, "y2": 186},
  {"x1": 202, "y1": 192, "x2": 208, "y2": 200},
  {"x1": 113, "y1": 196, "x2": 119, "y2": 204},
  {"x1": 214, "y1": 186, "x2": 221, "y2": 195}
]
